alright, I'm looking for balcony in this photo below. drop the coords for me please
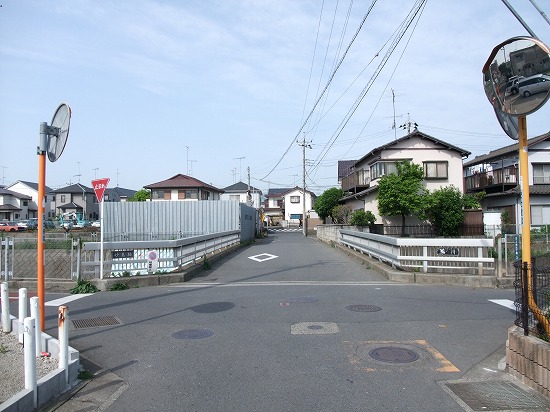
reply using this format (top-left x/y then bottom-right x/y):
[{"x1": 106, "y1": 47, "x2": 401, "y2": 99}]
[
  {"x1": 341, "y1": 169, "x2": 370, "y2": 193},
  {"x1": 464, "y1": 166, "x2": 518, "y2": 193}
]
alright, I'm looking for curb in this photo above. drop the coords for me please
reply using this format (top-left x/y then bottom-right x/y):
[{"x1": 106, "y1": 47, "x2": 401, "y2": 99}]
[{"x1": 0, "y1": 316, "x2": 80, "y2": 412}]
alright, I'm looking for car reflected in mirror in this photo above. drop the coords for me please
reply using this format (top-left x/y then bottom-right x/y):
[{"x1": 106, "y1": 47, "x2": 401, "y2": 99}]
[{"x1": 483, "y1": 37, "x2": 550, "y2": 116}]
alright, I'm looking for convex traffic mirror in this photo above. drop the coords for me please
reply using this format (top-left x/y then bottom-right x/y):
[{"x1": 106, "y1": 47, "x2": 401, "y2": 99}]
[{"x1": 483, "y1": 36, "x2": 550, "y2": 117}]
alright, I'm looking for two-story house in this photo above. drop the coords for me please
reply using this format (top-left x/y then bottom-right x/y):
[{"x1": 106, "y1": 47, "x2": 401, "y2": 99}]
[
  {"x1": 221, "y1": 181, "x2": 262, "y2": 207},
  {"x1": 0, "y1": 187, "x2": 31, "y2": 221},
  {"x1": 5, "y1": 180, "x2": 55, "y2": 219},
  {"x1": 52, "y1": 184, "x2": 137, "y2": 221},
  {"x1": 264, "y1": 187, "x2": 316, "y2": 226},
  {"x1": 340, "y1": 130, "x2": 471, "y2": 224},
  {"x1": 144, "y1": 174, "x2": 223, "y2": 201},
  {"x1": 463, "y1": 131, "x2": 550, "y2": 233}
]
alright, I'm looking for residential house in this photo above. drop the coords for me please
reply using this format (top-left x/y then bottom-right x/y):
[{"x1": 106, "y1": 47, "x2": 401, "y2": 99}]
[
  {"x1": 0, "y1": 187, "x2": 31, "y2": 221},
  {"x1": 5, "y1": 180, "x2": 55, "y2": 219},
  {"x1": 340, "y1": 130, "x2": 471, "y2": 224},
  {"x1": 264, "y1": 187, "x2": 317, "y2": 226},
  {"x1": 463, "y1": 131, "x2": 550, "y2": 232},
  {"x1": 221, "y1": 181, "x2": 262, "y2": 207},
  {"x1": 52, "y1": 184, "x2": 137, "y2": 221},
  {"x1": 144, "y1": 174, "x2": 223, "y2": 201}
]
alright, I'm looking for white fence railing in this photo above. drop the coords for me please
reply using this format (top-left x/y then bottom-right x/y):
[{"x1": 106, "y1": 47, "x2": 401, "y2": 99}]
[
  {"x1": 82, "y1": 230, "x2": 240, "y2": 278},
  {"x1": 339, "y1": 229, "x2": 495, "y2": 275}
]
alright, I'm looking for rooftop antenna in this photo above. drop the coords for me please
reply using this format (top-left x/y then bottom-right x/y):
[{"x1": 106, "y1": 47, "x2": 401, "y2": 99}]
[
  {"x1": 92, "y1": 167, "x2": 99, "y2": 179},
  {"x1": 0, "y1": 166, "x2": 6, "y2": 185},
  {"x1": 116, "y1": 168, "x2": 120, "y2": 186},
  {"x1": 391, "y1": 89, "x2": 396, "y2": 140},
  {"x1": 234, "y1": 156, "x2": 245, "y2": 181}
]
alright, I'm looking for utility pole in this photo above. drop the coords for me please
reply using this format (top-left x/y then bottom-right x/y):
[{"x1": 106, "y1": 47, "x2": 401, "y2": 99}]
[{"x1": 297, "y1": 136, "x2": 312, "y2": 236}]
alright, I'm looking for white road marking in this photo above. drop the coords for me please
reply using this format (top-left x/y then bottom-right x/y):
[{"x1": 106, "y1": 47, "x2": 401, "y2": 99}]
[
  {"x1": 488, "y1": 299, "x2": 515, "y2": 310},
  {"x1": 45, "y1": 294, "x2": 94, "y2": 307},
  {"x1": 248, "y1": 253, "x2": 278, "y2": 262}
]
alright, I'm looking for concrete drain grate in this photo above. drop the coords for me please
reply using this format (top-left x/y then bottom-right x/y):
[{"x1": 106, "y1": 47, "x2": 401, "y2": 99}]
[
  {"x1": 72, "y1": 316, "x2": 121, "y2": 329},
  {"x1": 368, "y1": 346, "x2": 420, "y2": 364},
  {"x1": 346, "y1": 304, "x2": 382, "y2": 312},
  {"x1": 446, "y1": 381, "x2": 550, "y2": 411},
  {"x1": 172, "y1": 329, "x2": 214, "y2": 340}
]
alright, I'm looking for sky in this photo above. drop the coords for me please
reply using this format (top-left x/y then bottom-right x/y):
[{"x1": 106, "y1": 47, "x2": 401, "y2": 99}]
[{"x1": 1, "y1": 0, "x2": 549, "y2": 196}]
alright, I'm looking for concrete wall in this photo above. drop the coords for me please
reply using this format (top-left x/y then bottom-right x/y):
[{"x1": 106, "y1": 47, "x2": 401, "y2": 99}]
[{"x1": 507, "y1": 326, "x2": 550, "y2": 399}]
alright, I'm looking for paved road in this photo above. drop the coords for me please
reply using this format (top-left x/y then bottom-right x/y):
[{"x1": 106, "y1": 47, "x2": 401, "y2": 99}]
[{"x1": 38, "y1": 233, "x2": 540, "y2": 411}]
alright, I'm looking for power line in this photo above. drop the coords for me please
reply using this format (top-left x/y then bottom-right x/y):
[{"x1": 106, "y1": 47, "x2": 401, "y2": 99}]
[{"x1": 261, "y1": 0, "x2": 379, "y2": 180}]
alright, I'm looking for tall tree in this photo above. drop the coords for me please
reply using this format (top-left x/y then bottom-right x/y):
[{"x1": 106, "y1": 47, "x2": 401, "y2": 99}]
[
  {"x1": 128, "y1": 189, "x2": 150, "y2": 202},
  {"x1": 377, "y1": 161, "x2": 425, "y2": 235},
  {"x1": 313, "y1": 187, "x2": 343, "y2": 222}
]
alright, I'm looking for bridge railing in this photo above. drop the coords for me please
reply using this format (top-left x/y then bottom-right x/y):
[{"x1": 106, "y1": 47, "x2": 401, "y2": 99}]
[
  {"x1": 316, "y1": 226, "x2": 495, "y2": 275},
  {"x1": 81, "y1": 230, "x2": 240, "y2": 279}
]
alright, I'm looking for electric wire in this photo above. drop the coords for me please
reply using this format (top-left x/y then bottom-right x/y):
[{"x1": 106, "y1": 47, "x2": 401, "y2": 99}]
[{"x1": 261, "y1": 0, "x2": 379, "y2": 180}]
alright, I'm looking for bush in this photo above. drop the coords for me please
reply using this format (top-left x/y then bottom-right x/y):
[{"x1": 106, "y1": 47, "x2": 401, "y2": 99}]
[
  {"x1": 109, "y1": 283, "x2": 129, "y2": 291},
  {"x1": 349, "y1": 210, "x2": 376, "y2": 226},
  {"x1": 70, "y1": 280, "x2": 99, "y2": 294}
]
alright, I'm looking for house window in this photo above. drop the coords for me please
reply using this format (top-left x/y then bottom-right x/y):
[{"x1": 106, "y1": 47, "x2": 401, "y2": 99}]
[
  {"x1": 23, "y1": 200, "x2": 28, "y2": 206},
  {"x1": 424, "y1": 161, "x2": 448, "y2": 179},
  {"x1": 533, "y1": 164, "x2": 550, "y2": 184},
  {"x1": 104, "y1": 195, "x2": 109, "y2": 201},
  {"x1": 290, "y1": 214, "x2": 302, "y2": 220},
  {"x1": 201, "y1": 191, "x2": 210, "y2": 200},
  {"x1": 532, "y1": 205, "x2": 550, "y2": 226},
  {"x1": 178, "y1": 190, "x2": 185, "y2": 199},
  {"x1": 370, "y1": 161, "x2": 398, "y2": 180},
  {"x1": 290, "y1": 196, "x2": 300, "y2": 203},
  {"x1": 60, "y1": 195, "x2": 66, "y2": 203},
  {"x1": 276, "y1": 199, "x2": 283, "y2": 207},
  {"x1": 151, "y1": 190, "x2": 165, "y2": 200}
]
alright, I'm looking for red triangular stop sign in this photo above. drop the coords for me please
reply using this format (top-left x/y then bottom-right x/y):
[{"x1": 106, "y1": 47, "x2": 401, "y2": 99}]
[{"x1": 92, "y1": 178, "x2": 110, "y2": 202}]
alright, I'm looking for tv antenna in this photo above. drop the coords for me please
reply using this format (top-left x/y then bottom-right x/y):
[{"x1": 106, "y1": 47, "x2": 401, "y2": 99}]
[{"x1": 37, "y1": 102, "x2": 71, "y2": 332}]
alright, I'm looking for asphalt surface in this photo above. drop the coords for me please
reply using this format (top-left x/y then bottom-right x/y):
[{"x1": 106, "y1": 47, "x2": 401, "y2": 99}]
[{"x1": 32, "y1": 233, "x2": 549, "y2": 412}]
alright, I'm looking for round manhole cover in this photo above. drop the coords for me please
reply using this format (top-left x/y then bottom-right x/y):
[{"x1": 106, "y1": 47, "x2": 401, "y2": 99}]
[
  {"x1": 172, "y1": 329, "x2": 214, "y2": 340},
  {"x1": 284, "y1": 296, "x2": 318, "y2": 303},
  {"x1": 368, "y1": 346, "x2": 419, "y2": 363},
  {"x1": 346, "y1": 304, "x2": 382, "y2": 312}
]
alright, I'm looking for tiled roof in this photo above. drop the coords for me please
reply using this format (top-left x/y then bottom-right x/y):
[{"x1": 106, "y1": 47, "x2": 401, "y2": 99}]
[
  {"x1": 0, "y1": 188, "x2": 32, "y2": 199},
  {"x1": 223, "y1": 181, "x2": 261, "y2": 193},
  {"x1": 463, "y1": 131, "x2": 550, "y2": 167},
  {"x1": 355, "y1": 130, "x2": 471, "y2": 166},
  {"x1": 484, "y1": 184, "x2": 550, "y2": 197},
  {"x1": 52, "y1": 184, "x2": 94, "y2": 194},
  {"x1": 144, "y1": 174, "x2": 223, "y2": 193}
]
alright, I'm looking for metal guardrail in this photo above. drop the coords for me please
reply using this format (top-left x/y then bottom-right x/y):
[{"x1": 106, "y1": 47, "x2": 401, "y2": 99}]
[
  {"x1": 81, "y1": 230, "x2": 240, "y2": 278},
  {"x1": 340, "y1": 229, "x2": 495, "y2": 275}
]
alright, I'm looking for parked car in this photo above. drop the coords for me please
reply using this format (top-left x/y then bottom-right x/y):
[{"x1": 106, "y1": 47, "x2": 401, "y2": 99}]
[
  {"x1": 27, "y1": 218, "x2": 39, "y2": 229},
  {"x1": 0, "y1": 222, "x2": 22, "y2": 232},
  {"x1": 44, "y1": 220, "x2": 56, "y2": 229},
  {"x1": 505, "y1": 76, "x2": 523, "y2": 96},
  {"x1": 17, "y1": 220, "x2": 29, "y2": 229},
  {"x1": 518, "y1": 74, "x2": 550, "y2": 97}
]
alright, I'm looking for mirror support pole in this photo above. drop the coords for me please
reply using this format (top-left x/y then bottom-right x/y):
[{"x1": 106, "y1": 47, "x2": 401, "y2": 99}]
[{"x1": 518, "y1": 116, "x2": 550, "y2": 336}]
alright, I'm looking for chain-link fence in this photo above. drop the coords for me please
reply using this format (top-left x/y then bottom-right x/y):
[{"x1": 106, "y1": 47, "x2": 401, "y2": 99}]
[
  {"x1": 514, "y1": 252, "x2": 550, "y2": 339},
  {"x1": 1, "y1": 235, "x2": 80, "y2": 281}
]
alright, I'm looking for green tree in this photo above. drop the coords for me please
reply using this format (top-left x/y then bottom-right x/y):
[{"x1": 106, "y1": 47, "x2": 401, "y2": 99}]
[
  {"x1": 423, "y1": 186, "x2": 464, "y2": 237},
  {"x1": 128, "y1": 189, "x2": 150, "y2": 202},
  {"x1": 313, "y1": 187, "x2": 343, "y2": 221},
  {"x1": 349, "y1": 209, "x2": 376, "y2": 226},
  {"x1": 377, "y1": 160, "x2": 425, "y2": 235}
]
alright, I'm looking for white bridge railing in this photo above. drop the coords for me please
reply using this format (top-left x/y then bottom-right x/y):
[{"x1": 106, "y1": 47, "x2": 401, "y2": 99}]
[
  {"x1": 339, "y1": 229, "x2": 495, "y2": 275},
  {"x1": 82, "y1": 230, "x2": 240, "y2": 278}
]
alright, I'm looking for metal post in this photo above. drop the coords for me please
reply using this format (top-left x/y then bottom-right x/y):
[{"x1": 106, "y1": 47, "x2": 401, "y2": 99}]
[
  {"x1": 38, "y1": 122, "x2": 48, "y2": 332},
  {"x1": 18, "y1": 287, "x2": 27, "y2": 343},
  {"x1": 30, "y1": 297, "x2": 41, "y2": 356},
  {"x1": 100, "y1": 198, "x2": 105, "y2": 279},
  {"x1": 1, "y1": 282, "x2": 10, "y2": 332},
  {"x1": 24, "y1": 316, "x2": 37, "y2": 409},
  {"x1": 521, "y1": 262, "x2": 529, "y2": 336},
  {"x1": 58, "y1": 305, "x2": 69, "y2": 386}
]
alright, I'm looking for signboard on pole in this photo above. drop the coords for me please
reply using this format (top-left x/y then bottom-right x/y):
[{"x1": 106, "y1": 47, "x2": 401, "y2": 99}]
[
  {"x1": 92, "y1": 178, "x2": 110, "y2": 203},
  {"x1": 147, "y1": 250, "x2": 159, "y2": 273}
]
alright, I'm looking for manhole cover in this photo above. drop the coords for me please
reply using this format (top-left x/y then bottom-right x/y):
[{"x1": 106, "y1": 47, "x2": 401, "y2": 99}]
[
  {"x1": 172, "y1": 329, "x2": 214, "y2": 340},
  {"x1": 72, "y1": 316, "x2": 121, "y2": 329},
  {"x1": 346, "y1": 304, "x2": 382, "y2": 312},
  {"x1": 368, "y1": 346, "x2": 419, "y2": 363},
  {"x1": 446, "y1": 381, "x2": 550, "y2": 411},
  {"x1": 284, "y1": 296, "x2": 318, "y2": 303}
]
